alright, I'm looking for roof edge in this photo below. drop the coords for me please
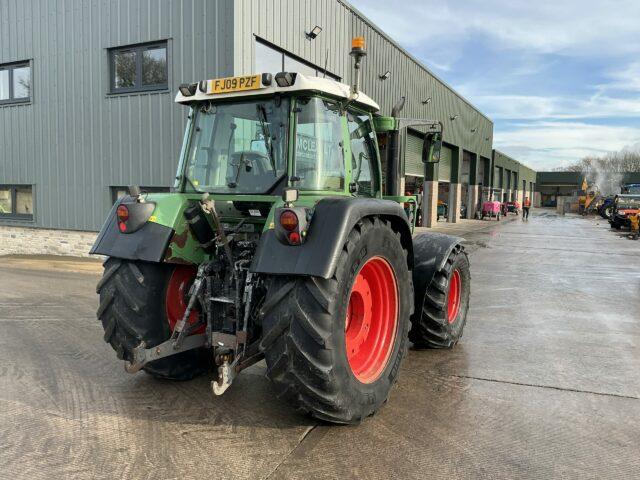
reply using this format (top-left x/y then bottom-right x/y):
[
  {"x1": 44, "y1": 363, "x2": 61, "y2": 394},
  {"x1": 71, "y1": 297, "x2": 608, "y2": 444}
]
[{"x1": 337, "y1": 0, "x2": 493, "y2": 125}]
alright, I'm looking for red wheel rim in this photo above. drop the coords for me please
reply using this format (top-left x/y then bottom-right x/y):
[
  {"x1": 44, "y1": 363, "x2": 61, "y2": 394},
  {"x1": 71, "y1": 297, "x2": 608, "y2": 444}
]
[
  {"x1": 345, "y1": 256, "x2": 398, "y2": 384},
  {"x1": 447, "y1": 269, "x2": 461, "y2": 324},
  {"x1": 165, "y1": 265, "x2": 204, "y2": 334}
]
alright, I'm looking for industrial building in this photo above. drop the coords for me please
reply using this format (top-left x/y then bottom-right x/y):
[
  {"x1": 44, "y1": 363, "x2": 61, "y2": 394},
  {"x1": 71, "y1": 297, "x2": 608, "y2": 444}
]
[
  {"x1": 0, "y1": 0, "x2": 535, "y2": 256},
  {"x1": 492, "y1": 150, "x2": 537, "y2": 205},
  {"x1": 537, "y1": 171, "x2": 640, "y2": 207}
]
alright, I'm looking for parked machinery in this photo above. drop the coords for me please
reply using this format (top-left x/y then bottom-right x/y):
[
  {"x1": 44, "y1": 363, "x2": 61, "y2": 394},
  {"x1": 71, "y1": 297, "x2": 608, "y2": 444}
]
[{"x1": 609, "y1": 195, "x2": 640, "y2": 230}]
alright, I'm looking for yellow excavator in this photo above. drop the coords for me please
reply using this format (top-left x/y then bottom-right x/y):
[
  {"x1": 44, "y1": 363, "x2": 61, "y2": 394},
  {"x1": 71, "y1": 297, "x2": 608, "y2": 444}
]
[{"x1": 579, "y1": 178, "x2": 601, "y2": 215}]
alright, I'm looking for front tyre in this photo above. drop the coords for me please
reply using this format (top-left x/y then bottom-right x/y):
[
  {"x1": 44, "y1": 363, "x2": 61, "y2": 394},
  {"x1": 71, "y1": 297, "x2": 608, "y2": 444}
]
[
  {"x1": 96, "y1": 259, "x2": 209, "y2": 380},
  {"x1": 409, "y1": 246, "x2": 471, "y2": 348},
  {"x1": 260, "y1": 217, "x2": 412, "y2": 424}
]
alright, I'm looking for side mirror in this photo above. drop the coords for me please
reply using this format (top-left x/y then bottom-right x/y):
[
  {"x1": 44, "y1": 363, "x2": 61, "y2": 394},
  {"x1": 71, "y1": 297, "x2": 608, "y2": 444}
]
[{"x1": 422, "y1": 132, "x2": 442, "y2": 164}]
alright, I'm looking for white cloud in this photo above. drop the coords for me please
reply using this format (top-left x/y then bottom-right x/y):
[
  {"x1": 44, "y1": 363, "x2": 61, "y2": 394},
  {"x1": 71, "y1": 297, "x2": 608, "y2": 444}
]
[
  {"x1": 598, "y1": 62, "x2": 640, "y2": 93},
  {"x1": 353, "y1": 0, "x2": 640, "y2": 58},
  {"x1": 472, "y1": 94, "x2": 640, "y2": 120},
  {"x1": 495, "y1": 122, "x2": 640, "y2": 169}
]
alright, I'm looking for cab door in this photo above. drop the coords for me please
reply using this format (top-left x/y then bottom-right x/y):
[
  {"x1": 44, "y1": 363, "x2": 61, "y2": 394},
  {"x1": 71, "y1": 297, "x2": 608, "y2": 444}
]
[{"x1": 346, "y1": 110, "x2": 380, "y2": 197}]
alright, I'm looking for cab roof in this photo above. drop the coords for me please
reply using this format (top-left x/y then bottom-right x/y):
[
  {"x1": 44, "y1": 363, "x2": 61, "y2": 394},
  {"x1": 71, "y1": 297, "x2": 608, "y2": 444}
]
[{"x1": 174, "y1": 73, "x2": 380, "y2": 112}]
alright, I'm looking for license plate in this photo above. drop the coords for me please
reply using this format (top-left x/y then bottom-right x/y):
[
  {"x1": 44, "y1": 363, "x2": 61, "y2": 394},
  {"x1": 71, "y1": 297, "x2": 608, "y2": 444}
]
[{"x1": 207, "y1": 75, "x2": 264, "y2": 94}]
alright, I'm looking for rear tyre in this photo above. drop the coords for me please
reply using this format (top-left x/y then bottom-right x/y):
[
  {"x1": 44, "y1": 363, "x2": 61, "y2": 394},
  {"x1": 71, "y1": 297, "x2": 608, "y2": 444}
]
[
  {"x1": 260, "y1": 217, "x2": 412, "y2": 424},
  {"x1": 409, "y1": 246, "x2": 470, "y2": 349},
  {"x1": 96, "y1": 258, "x2": 210, "y2": 380}
]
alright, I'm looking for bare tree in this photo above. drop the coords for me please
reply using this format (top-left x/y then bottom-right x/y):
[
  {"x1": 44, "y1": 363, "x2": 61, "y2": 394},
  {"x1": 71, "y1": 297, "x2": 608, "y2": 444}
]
[{"x1": 556, "y1": 151, "x2": 640, "y2": 173}]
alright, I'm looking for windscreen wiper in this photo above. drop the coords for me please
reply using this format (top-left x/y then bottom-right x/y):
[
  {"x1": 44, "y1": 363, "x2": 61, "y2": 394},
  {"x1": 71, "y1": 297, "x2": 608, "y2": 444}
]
[{"x1": 256, "y1": 104, "x2": 277, "y2": 176}]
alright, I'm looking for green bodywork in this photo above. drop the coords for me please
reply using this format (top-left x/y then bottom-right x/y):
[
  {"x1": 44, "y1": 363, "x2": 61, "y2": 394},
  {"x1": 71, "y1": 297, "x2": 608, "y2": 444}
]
[{"x1": 144, "y1": 95, "x2": 427, "y2": 265}]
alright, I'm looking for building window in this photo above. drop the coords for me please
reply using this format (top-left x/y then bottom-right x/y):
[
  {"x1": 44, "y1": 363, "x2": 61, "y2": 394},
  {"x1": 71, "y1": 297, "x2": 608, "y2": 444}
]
[
  {"x1": 0, "y1": 61, "x2": 31, "y2": 105},
  {"x1": 110, "y1": 186, "x2": 170, "y2": 203},
  {"x1": 109, "y1": 41, "x2": 168, "y2": 94},
  {"x1": 255, "y1": 38, "x2": 339, "y2": 80},
  {"x1": 0, "y1": 185, "x2": 34, "y2": 220}
]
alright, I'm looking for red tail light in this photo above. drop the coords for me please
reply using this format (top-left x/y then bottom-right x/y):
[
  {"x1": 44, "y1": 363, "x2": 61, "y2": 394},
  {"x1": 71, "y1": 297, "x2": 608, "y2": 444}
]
[
  {"x1": 280, "y1": 210, "x2": 298, "y2": 231},
  {"x1": 117, "y1": 205, "x2": 129, "y2": 232},
  {"x1": 117, "y1": 205, "x2": 129, "y2": 221},
  {"x1": 288, "y1": 231, "x2": 301, "y2": 245}
]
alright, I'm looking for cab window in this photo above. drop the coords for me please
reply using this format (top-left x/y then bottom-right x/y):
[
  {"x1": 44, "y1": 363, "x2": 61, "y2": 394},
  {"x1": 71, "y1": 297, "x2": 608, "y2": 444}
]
[{"x1": 294, "y1": 97, "x2": 345, "y2": 192}]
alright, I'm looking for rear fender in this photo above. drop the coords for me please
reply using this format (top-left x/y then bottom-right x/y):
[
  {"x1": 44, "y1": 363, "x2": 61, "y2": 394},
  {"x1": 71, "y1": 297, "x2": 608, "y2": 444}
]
[
  {"x1": 90, "y1": 193, "x2": 206, "y2": 264},
  {"x1": 90, "y1": 198, "x2": 175, "y2": 263},
  {"x1": 250, "y1": 197, "x2": 413, "y2": 279},
  {"x1": 412, "y1": 232, "x2": 464, "y2": 318}
]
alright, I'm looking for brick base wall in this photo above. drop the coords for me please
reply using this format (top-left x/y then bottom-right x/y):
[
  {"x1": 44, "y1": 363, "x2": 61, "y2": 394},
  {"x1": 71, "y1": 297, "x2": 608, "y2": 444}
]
[{"x1": 0, "y1": 226, "x2": 98, "y2": 257}]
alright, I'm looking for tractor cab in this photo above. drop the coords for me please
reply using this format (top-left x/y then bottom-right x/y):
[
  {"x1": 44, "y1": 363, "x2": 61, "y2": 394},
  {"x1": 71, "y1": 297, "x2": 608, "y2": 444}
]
[{"x1": 175, "y1": 73, "x2": 381, "y2": 201}]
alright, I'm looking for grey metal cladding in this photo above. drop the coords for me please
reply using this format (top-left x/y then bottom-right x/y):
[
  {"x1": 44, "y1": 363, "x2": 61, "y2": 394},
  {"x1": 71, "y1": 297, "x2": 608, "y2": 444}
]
[
  {"x1": 493, "y1": 149, "x2": 536, "y2": 188},
  {"x1": 0, "y1": 0, "x2": 234, "y2": 231}
]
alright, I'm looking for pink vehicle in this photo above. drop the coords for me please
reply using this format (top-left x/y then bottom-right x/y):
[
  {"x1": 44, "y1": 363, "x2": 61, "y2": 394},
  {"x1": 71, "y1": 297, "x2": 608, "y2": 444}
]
[{"x1": 481, "y1": 201, "x2": 502, "y2": 221}]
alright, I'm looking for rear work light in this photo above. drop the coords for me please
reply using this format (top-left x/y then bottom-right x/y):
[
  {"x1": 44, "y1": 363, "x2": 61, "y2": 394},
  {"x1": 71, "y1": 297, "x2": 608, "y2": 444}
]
[{"x1": 179, "y1": 83, "x2": 197, "y2": 97}]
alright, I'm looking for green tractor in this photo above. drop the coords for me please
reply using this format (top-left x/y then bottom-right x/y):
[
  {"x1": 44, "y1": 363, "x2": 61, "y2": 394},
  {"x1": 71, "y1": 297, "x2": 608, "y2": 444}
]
[{"x1": 91, "y1": 38, "x2": 470, "y2": 424}]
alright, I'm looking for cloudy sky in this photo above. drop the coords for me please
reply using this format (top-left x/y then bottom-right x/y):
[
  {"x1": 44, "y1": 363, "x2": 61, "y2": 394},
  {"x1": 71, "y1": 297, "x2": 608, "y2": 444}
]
[{"x1": 351, "y1": 0, "x2": 640, "y2": 170}]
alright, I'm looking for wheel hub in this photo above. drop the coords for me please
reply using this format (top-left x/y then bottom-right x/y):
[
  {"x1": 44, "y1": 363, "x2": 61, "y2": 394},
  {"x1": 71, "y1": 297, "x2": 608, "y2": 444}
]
[
  {"x1": 447, "y1": 269, "x2": 461, "y2": 323},
  {"x1": 345, "y1": 256, "x2": 398, "y2": 384},
  {"x1": 166, "y1": 266, "x2": 204, "y2": 334}
]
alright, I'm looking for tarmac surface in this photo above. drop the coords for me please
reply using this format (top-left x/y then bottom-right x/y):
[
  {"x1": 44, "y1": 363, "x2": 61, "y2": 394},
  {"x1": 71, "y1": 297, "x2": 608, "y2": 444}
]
[{"x1": 1, "y1": 209, "x2": 639, "y2": 479}]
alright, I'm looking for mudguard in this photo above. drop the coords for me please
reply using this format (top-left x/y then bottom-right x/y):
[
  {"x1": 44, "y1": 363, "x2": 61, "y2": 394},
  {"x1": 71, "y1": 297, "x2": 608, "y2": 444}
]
[
  {"x1": 250, "y1": 196, "x2": 413, "y2": 279},
  {"x1": 90, "y1": 200, "x2": 174, "y2": 262},
  {"x1": 412, "y1": 232, "x2": 464, "y2": 317}
]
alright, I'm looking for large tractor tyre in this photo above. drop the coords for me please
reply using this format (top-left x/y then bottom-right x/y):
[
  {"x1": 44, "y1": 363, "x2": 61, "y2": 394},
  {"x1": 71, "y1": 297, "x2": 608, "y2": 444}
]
[
  {"x1": 96, "y1": 258, "x2": 210, "y2": 380},
  {"x1": 409, "y1": 246, "x2": 471, "y2": 349},
  {"x1": 260, "y1": 217, "x2": 412, "y2": 424}
]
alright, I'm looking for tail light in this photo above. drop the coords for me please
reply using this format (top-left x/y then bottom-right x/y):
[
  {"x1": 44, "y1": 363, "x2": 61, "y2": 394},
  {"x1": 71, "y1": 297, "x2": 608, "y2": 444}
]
[
  {"x1": 117, "y1": 205, "x2": 130, "y2": 232},
  {"x1": 287, "y1": 231, "x2": 301, "y2": 245},
  {"x1": 275, "y1": 207, "x2": 310, "y2": 245},
  {"x1": 114, "y1": 200, "x2": 155, "y2": 234},
  {"x1": 280, "y1": 210, "x2": 299, "y2": 231}
]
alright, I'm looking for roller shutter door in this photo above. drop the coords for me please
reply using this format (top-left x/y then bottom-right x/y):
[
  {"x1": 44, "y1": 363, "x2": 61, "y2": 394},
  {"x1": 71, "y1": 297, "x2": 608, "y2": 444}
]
[
  {"x1": 404, "y1": 131, "x2": 424, "y2": 177},
  {"x1": 477, "y1": 158, "x2": 486, "y2": 185},
  {"x1": 438, "y1": 145, "x2": 452, "y2": 182}
]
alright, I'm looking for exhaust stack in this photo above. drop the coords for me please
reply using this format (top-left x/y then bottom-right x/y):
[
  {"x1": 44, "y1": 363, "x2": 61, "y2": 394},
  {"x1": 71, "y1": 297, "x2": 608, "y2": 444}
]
[{"x1": 386, "y1": 97, "x2": 406, "y2": 196}]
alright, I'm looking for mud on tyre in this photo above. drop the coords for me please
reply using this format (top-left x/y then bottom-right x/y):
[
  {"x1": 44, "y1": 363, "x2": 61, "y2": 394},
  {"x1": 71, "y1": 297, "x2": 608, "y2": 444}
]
[
  {"x1": 97, "y1": 258, "x2": 210, "y2": 380},
  {"x1": 259, "y1": 217, "x2": 412, "y2": 424}
]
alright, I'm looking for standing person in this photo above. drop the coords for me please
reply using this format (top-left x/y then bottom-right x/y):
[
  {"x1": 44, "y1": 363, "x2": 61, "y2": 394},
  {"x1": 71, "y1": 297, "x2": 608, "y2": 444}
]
[{"x1": 523, "y1": 196, "x2": 531, "y2": 220}]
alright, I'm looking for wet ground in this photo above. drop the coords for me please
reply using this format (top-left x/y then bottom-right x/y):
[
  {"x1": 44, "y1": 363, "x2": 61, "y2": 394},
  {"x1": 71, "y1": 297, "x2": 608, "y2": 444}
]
[{"x1": 1, "y1": 209, "x2": 639, "y2": 479}]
